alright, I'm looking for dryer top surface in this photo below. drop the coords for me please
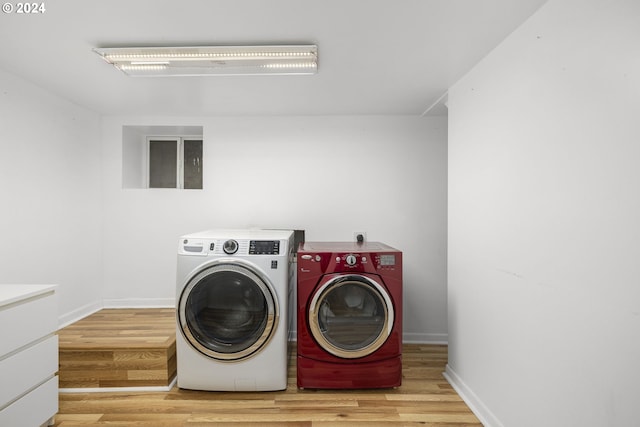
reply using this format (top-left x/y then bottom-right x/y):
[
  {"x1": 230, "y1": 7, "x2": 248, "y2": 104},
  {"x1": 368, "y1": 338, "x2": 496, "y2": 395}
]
[{"x1": 299, "y1": 241, "x2": 400, "y2": 253}]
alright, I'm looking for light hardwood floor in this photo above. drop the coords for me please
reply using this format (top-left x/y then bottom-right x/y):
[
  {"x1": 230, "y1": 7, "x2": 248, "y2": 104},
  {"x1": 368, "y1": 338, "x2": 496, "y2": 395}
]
[{"x1": 55, "y1": 343, "x2": 481, "y2": 426}]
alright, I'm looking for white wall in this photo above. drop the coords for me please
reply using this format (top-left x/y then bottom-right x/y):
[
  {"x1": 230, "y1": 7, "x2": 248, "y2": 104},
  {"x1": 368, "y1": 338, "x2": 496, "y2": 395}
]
[
  {"x1": 121, "y1": 125, "x2": 146, "y2": 189},
  {"x1": 447, "y1": 0, "x2": 640, "y2": 425},
  {"x1": 0, "y1": 68, "x2": 103, "y2": 324},
  {"x1": 0, "y1": 66, "x2": 448, "y2": 341},
  {"x1": 101, "y1": 115, "x2": 448, "y2": 342}
]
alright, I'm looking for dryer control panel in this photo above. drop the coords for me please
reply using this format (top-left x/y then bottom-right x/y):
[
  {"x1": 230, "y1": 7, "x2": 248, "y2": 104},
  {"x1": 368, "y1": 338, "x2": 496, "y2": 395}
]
[
  {"x1": 338, "y1": 253, "x2": 397, "y2": 271},
  {"x1": 298, "y1": 241, "x2": 402, "y2": 274}
]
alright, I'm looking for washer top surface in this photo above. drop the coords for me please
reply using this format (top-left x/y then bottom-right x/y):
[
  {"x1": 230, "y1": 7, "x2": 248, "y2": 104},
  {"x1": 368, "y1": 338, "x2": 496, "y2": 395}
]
[
  {"x1": 299, "y1": 241, "x2": 399, "y2": 253},
  {"x1": 181, "y1": 229, "x2": 293, "y2": 240}
]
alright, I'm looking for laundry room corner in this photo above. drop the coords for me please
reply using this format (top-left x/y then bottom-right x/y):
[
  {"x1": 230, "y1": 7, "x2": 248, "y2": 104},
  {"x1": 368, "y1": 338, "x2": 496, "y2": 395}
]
[
  {"x1": 0, "y1": 67, "x2": 104, "y2": 324},
  {"x1": 97, "y1": 114, "x2": 448, "y2": 345}
]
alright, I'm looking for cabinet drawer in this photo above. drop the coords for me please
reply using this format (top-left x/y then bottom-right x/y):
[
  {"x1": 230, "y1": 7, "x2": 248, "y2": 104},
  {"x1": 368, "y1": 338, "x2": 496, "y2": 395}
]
[
  {"x1": 0, "y1": 334, "x2": 58, "y2": 408},
  {"x1": 0, "y1": 376, "x2": 58, "y2": 427},
  {"x1": 0, "y1": 290, "x2": 57, "y2": 357}
]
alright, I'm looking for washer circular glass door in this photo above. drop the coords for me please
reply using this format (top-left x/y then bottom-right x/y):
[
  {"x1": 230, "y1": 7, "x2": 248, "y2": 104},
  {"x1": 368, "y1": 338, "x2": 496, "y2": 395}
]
[
  {"x1": 178, "y1": 261, "x2": 279, "y2": 361},
  {"x1": 308, "y1": 274, "x2": 394, "y2": 359}
]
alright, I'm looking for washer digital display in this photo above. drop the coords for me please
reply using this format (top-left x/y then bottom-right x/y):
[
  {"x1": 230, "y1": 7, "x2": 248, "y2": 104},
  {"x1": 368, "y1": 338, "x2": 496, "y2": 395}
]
[{"x1": 249, "y1": 240, "x2": 280, "y2": 255}]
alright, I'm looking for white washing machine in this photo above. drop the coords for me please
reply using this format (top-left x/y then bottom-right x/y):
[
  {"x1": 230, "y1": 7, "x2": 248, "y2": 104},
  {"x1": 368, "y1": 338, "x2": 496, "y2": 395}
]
[{"x1": 176, "y1": 229, "x2": 294, "y2": 391}]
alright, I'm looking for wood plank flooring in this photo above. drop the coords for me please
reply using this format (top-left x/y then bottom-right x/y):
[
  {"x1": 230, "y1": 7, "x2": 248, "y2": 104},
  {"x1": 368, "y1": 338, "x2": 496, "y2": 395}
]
[
  {"x1": 55, "y1": 337, "x2": 481, "y2": 426},
  {"x1": 58, "y1": 308, "x2": 177, "y2": 388}
]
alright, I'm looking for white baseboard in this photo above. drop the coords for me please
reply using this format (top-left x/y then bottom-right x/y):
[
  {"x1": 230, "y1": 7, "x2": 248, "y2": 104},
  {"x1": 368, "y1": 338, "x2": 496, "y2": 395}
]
[
  {"x1": 58, "y1": 301, "x2": 103, "y2": 328},
  {"x1": 60, "y1": 300, "x2": 447, "y2": 345},
  {"x1": 403, "y1": 332, "x2": 448, "y2": 344},
  {"x1": 443, "y1": 364, "x2": 502, "y2": 427},
  {"x1": 103, "y1": 298, "x2": 175, "y2": 308}
]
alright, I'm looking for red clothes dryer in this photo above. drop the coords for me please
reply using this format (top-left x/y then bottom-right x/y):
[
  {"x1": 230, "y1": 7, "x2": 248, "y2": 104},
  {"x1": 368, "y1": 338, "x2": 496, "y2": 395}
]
[{"x1": 297, "y1": 241, "x2": 402, "y2": 389}]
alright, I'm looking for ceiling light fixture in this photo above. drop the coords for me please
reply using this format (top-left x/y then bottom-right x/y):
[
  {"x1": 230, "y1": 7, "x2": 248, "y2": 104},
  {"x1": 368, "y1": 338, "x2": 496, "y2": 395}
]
[{"x1": 93, "y1": 45, "x2": 318, "y2": 77}]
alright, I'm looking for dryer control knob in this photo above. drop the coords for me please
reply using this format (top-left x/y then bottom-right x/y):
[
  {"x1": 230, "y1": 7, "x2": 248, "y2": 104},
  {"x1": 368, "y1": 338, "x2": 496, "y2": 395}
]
[
  {"x1": 223, "y1": 239, "x2": 239, "y2": 254},
  {"x1": 346, "y1": 254, "x2": 357, "y2": 266}
]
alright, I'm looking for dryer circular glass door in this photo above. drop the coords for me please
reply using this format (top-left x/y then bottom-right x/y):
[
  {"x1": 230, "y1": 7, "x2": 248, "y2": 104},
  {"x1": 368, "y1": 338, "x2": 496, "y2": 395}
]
[
  {"x1": 178, "y1": 261, "x2": 279, "y2": 361},
  {"x1": 308, "y1": 274, "x2": 394, "y2": 359}
]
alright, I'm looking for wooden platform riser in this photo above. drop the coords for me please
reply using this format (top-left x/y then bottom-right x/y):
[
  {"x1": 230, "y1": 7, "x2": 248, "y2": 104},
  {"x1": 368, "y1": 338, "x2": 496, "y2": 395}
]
[
  {"x1": 57, "y1": 308, "x2": 177, "y2": 389},
  {"x1": 59, "y1": 346, "x2": 176, "y2": 388}
]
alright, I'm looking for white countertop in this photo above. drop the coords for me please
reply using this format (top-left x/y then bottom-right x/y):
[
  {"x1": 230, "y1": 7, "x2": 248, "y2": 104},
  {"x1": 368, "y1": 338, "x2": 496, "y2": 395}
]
[{"x1": 0, "y1": 284, "x2": 57, "y2": 308}]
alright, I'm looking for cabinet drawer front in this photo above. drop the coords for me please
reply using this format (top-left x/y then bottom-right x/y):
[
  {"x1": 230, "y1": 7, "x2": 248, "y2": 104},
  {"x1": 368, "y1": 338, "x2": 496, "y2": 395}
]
[
  {"x1": 0, "y1": 334, "x2": 58, "y2": 408},
  {"x1": 0, "y1": 291, "x2": 57, "y2": 357},
  {"x1": 0, "y1": 376, "x2": 58, "y2": 427}
]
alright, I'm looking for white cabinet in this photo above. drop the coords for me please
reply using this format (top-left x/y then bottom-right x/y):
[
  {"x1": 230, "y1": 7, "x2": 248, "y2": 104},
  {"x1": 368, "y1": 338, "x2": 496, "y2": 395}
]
[{"x1": 0, "y1": 285, "x2": 58, "y2": 427}]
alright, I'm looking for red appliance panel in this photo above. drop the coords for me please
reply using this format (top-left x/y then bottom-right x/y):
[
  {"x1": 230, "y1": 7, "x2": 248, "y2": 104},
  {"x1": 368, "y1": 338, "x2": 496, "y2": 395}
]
[
  {"x1": 296, "y1": 355, "x2": 402, "y2": 389},
  {"x1": 296, "y1": 242, "x2": 402, "y2": 389}
]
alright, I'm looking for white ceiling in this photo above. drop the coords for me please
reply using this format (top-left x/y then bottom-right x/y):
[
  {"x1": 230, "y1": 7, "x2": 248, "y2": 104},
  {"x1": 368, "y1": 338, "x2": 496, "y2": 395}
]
[{"x1": 0, "y1": 0, "x2": 547, "y2": 116}]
